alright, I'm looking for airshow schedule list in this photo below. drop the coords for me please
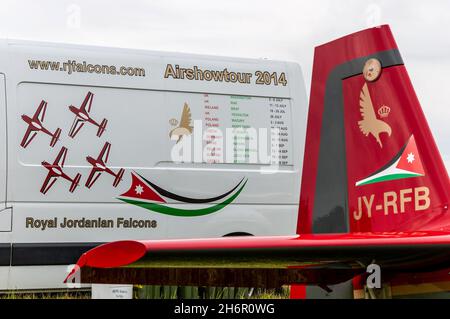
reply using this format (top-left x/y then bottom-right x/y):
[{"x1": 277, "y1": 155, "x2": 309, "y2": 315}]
[{"x1": 199, "y1": 94, "x2": 292, "y2": 165}]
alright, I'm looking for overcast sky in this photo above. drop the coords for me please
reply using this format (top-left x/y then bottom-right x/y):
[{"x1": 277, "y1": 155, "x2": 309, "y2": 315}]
[{"x1": 0, "y1": 0, "x2": 449, "y2": 172}]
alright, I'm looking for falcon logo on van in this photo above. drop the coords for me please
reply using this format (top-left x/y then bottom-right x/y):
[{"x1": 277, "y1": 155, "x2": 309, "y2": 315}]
[{"x1": 117, "y1": 172, "x2": 247, "y2": 217}]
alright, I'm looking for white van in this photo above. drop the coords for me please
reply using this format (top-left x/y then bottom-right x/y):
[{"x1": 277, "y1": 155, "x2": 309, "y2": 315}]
[{"x1": 0, "y1": 39, "x2": 308, "y2": 289}]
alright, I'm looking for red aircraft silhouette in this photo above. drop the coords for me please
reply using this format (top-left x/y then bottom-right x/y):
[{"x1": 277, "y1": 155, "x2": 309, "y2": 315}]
[
  {"x1": 68, "y1": 92, "x2": 107, "y2": 138},
  {"x1": 85, "y1": 142, "x2": 125, "y2": 188},
  {"x1": 41, "y1": 146, "x2": 82, "y2": 194},
  {"x1": 21, "y1": 100, "x2": 62, "y2": 148}
]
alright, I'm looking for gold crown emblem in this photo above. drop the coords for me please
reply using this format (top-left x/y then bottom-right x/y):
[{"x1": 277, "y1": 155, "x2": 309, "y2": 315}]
[{"x1": 377, "y1": 105, "x2": 390, "y2": 118}]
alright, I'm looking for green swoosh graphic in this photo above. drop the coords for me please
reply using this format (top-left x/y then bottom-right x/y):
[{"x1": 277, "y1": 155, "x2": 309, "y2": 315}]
[
  {"x1": 118, "y1": 179, "x2": 247, "y2": 217},
  {"x1": 357, "y1": 173, "x2": 422, "y2": 186}
]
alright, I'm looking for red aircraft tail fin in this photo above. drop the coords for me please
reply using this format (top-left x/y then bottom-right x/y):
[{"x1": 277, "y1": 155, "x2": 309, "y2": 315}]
[
  {"x1": 97, "y1": 118, "x2": 107, "y2": 137},
  {"x1": 297, "y1": 25, "x2": 450, "y2": 235},
  {"x1": 50, "y1": 128, "x2": 62, "y2": 147}
]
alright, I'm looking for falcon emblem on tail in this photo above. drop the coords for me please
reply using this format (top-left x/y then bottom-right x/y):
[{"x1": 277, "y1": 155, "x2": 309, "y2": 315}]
[{"x1": 358, "y1": 83, "x2": 392, "y2": 148}]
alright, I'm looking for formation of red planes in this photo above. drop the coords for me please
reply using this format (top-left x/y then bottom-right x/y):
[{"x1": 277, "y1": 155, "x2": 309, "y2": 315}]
[{"x1": 20, "y1": 92, "x2": 124, "y2": 194}]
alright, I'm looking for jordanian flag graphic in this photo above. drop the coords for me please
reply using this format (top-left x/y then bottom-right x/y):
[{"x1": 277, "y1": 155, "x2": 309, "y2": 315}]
[
  {"x1": 118, "y1": 172, "x2": 247, "y2": 217},
  {"x1": 356, "y1": 135, "x2": 425, "y2": 186}
]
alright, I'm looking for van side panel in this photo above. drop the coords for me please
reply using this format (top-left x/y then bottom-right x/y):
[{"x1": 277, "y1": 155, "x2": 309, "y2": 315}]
[
  {"x1": 0, "y1": 74, "x2": 8, "y2": 212},
  {"x1": 1, "y1": 40, "x2": 307, "y2": 289},
  {"x1": 0, "y1": 74, "x2": 12, "y2": 274}
]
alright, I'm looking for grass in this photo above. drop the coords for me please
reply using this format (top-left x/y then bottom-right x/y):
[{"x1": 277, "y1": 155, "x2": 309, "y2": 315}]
[
  {"x1": 1, "y1": 290, "x2": 91, "y2": 299},
  {"x1": 129, "y1": 257, "x2": 311, "y2": 269},
  {"x1": 135, "y1": 286, "x2": 291, "y2": 299},
  {"x1": 249, "y1": 287, "x2": 290, "y2": 299},
  {"x1": 0, "y1": 287, "x2": 290, "y2": 299}
]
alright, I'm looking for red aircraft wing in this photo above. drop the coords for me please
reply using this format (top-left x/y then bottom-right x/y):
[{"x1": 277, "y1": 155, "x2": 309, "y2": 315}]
[
  {"x1": 20, "y1": 128, "x2": 37, "y2": 148},
  {"x1": 69, "y1": 118, "x2": 85, "y2": 138},
  {"x1": 97, "y1": 142, "x2": 111, "y2": 163},
  {"x1": 33, "y1": 100, "x2": 47, "y2": 122},
  {"x1": 85, "y1": 168, "x2": 102, "y2": 189},
  {"x1": 40, "y1": 173, "x2": 58, "y2": 195},
  {"x1": 66, "y1": 232, "x2": 450, "y2": 287},
  {"x1": 53, "y1": 146, "x2": 67, "y2": 167},
  {"x1": 80, "y1": 92, "x2": 94, "y2": 113}
]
